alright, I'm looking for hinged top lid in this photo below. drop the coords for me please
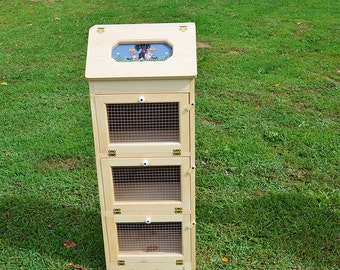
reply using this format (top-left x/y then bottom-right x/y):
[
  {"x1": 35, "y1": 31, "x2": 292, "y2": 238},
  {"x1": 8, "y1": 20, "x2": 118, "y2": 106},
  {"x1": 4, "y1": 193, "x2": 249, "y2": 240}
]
[{"x1": 85, "y1": 23, "x2": 197, "y2": 80}]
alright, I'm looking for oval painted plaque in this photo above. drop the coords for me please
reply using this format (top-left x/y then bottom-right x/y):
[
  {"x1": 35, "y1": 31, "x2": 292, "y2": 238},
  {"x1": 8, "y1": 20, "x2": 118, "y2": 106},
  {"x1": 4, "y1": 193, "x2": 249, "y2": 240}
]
[{"x1": 112, "y1": 43, "x2": 173, "y2": 62}]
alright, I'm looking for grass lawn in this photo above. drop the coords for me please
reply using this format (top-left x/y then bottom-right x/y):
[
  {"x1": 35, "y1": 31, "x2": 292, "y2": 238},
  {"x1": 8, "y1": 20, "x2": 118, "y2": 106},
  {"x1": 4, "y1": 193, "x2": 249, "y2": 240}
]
[{"x1": 1, "y1": 0, "x2": 339, "y2": 269}]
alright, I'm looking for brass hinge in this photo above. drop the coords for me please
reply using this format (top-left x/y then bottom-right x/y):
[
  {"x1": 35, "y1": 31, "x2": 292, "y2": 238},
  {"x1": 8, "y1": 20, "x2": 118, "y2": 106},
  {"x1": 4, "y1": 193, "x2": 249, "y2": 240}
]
[
  {"x1": 176, "y1": 259, "x2": 184, "y2": 265},
  {"x1": 175, "y1": 207, "x2": 183, "y2": 214},
  {"x1": 113, "y1": 208, "x2": 121, "y2": 215},
  {"x1": 117, "y1": 260, "x2": 125, "y2": 266},
  {"x1": 97, "y1": 27, "x2": 105, "y2": 34},
  {"x1": 108, "y1": 150, "x2": 116, "y2": 157},
  {"x1": 173, "y1": 149, "x2": 181, "y2": 156}
]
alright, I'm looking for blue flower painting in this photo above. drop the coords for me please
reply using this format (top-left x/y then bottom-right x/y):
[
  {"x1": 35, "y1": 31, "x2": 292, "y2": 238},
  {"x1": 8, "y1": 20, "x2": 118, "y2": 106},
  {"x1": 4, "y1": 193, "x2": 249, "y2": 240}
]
[{"x1": 112, "y1": 43, "x2": 173, "y2": 62}]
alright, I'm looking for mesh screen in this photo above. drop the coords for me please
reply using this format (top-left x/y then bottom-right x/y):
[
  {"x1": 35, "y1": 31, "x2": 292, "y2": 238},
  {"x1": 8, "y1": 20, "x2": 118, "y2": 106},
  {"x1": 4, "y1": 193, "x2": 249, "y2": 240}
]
[
  {"x1": 106, "y1": 103, "x2": 179, "y2": 143},
  {"x1": 117, "y1": 222, "x2": 182, "y2": 254},
  {"x1": 113, "y1": 166, "x2": 181, "y2": 201}
]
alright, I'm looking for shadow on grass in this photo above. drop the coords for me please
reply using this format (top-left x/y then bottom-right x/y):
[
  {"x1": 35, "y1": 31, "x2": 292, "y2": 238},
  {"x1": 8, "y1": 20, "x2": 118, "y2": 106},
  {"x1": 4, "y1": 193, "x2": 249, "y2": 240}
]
[
  {"x1": 0, "y1": 194, "x2": 105, "y2": 269},
  {"x1": 197, "y1": 190, "x2": 339, "y2": 268},
  {"x1": 2, "y1": 190, "x2": 338, "y2": 269}
]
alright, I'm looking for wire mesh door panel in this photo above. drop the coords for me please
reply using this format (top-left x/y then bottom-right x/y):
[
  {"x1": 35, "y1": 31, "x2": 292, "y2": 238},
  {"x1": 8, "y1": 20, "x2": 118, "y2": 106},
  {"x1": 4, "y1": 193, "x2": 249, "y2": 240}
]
[
  {"x1": 113, "y1": 166, "x2": 181, "y2": 201},
  {"x1": 105, "y1": 215, "x2": 193, "y2": 264},
  {"x1": 107, "y1": 102, "x2": 179, "y2": 143},
  {"x1": 110, "y1": 215, "x2": 193, "y2": 262},
  {"x1": 94, "y1": 94, "x2": 190, "y2": 155},
  {"x1": 117, "y1": 222, "x2": 182, "y2": 255},
  {"x1": 100, "y1": 157, "x2": 191, "y2": 213}
]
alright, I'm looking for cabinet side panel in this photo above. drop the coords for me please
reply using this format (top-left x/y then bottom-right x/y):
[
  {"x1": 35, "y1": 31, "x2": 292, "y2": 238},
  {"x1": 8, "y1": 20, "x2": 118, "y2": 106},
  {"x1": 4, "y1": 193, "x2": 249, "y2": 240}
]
[
  {"x1": 90, "y1": 94, "x2": 111, "y2": 269},
  {"x1": 190, "y1": 78, "x2": 196, "y2": 269}
]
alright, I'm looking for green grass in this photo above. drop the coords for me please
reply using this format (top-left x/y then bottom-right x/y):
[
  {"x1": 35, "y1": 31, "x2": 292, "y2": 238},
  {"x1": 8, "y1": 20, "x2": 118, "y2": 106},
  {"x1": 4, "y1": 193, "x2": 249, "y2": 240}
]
[{"x1": 1, "y1": 0, "x2": 339, "y2": 269}]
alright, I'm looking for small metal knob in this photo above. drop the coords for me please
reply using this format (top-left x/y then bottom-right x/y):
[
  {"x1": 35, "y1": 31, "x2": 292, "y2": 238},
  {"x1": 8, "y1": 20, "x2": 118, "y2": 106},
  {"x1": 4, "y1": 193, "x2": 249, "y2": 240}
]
[{"x1": 139, "y1": 96, "x2": 145, "y2": 103}]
